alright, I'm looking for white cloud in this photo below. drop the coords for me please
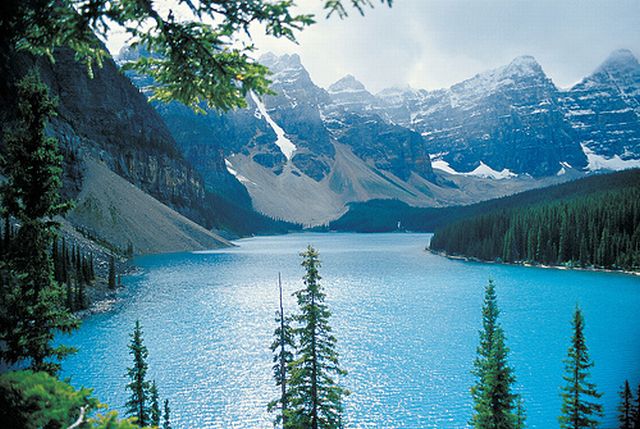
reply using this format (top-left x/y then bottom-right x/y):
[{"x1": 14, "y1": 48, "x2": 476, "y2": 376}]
[{"x1": 105, "y1": 0, "x2": 640, "y2": 93}]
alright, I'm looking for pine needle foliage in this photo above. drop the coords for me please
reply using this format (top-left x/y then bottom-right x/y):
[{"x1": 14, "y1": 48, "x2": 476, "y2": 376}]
[
  {"x1": 470, "y1": 280, "x2": 519, "y2": 429},
  {"x1": 125, "y1": 320, "x2": 151, "y2": 427},
  {"x1": 430, "y1": 186, "x2": 640, "y2": 271},
  {"x1": 619, "y1": 380, "x2": 634, "y2": 429},
  {"x1": 285, "y1": 246, "x2": 348, "y2": 429},
  {"x1": 269, "y1": 273, "x2": 295, "y2": 427},
  {"x1": 163, "y1": 399, "x2": 172, "y2": 429},
  {"x1": 3, "y1": 0, "x2": 391, "y2": 111},
  {"x1": 634, "y1": 383, "x2": 640, "y2": 429},
  {"x1": 558, "y1": 306, "x2": 603, "y2": 429},
  {"x1": 109, "y1": 254, "x2": 117, "y2": 289},
  {"x1": 150, "y1": 380, "x2": 160, "y2": 427},
  {"x1": 0, "y1": 70, "x2": 78, "y2": 374}
]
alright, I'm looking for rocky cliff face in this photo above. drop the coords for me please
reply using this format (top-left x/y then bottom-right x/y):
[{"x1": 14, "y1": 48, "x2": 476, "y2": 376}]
[
  {"x1": 377, "y1": 56, "x2": 588, "y2": 177},
  {"x1": 323, "y1": 74, "x2": 434, "y2": 181},
  {"x1": 374, "y1": 51, "x2": 640, "y2": 177},
  {"x1": 128, "y1": 50, "x2": 439, "y2": 224},
  {"x1": 258, "y1": 53, "x2": 335, "y2": 181},
  {"x1": 114, "y1": 48, "x2": 640, "y2": 225},
  {"x1": 4, "y1": 49, "x2": 215, "y2": 229},
  {"x1": 324, "y1": 111, "x2": 434, "y2": 181},
  {"x1": 562, "y1": 49, "x2": 640, "y2": 161},
  {"x1": 150, "y1": 99, "x2": 257, "y2": 208},
  {"x1": 327, "y1": 74, "x2": 379, "y2": 111}
]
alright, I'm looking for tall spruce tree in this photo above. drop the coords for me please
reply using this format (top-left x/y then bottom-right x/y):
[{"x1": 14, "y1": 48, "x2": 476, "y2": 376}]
[
  {"x1": 150, "y1": 380, "x2": 161, "y2": 427},
  {"x1": 515, "y1": 397, "x2": 526, "y2": 429},
  {"x1": 163, "y1": 399, "x2": 172, "y2": 429},
  {"x1": 470, "y1": 280, "x2": 518, "y2": 429},
  {"x1": 558, "y1": 306, "x2": 603, "y2": 429},
  {"x1": 126, "y1": 320, "x2": 151, "y2": 427},
  {"x1": 61, "y1": 237, "x2": 69, "y2": 283},
  {"x1": 286, "y1": 246, "x2": 348, "y2": 429},
  {"x1": 635, "y1": 383, "x2": 640, "y2": 429},
  {"x1": 0, "y1": 71, "x2": 78, "y2": 374},
  {"x1": 269, "y1": 273, "x2": 295, "y2": 427},
  {"x1": 619, "y1": 380, "x2": 634, "y2": 429}
]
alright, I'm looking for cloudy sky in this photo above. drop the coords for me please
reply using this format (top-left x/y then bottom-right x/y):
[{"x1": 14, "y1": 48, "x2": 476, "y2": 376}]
[{"x1": 106, "y1": 0, "x2": 639, "y2": 93}]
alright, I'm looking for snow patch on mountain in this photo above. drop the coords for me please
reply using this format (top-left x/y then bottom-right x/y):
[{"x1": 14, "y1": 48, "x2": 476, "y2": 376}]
[
  {"x1": 432, "y1": 158, "x2": 516, "y2": 180},
  {"x1": 581, "y1": 144, "x2": 640, "y2": 171},
  {"x1": 225, "y1": 159, "x2": 255, "y2": 185},
  {"x1": 251, "y1": 92, "x2": 297, "y2": 160},
  {"x1": 467, "y1": 162, "x2": 517, "y2": 180},
  {"x1": 431, "y1": 159, "x2": 460, "y2": 175}
]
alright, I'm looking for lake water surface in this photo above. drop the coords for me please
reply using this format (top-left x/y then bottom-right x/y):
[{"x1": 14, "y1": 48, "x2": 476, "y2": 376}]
[{"x1": 60, "y1": 233, "x2": 640, "y2": 428}]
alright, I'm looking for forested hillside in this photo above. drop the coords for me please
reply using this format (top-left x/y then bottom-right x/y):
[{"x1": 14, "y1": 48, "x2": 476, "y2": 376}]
[
  {"x1": 429, "y1": 171, "x2": 640, "y2": 270},
  {"x1": 330, "y1": 169, "x2": 640, "y2": 233}
]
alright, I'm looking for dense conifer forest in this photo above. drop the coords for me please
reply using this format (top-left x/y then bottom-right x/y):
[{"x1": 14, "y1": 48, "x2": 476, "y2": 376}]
[
  {"x1": 429, "y1": 179, "x2": 640, "y2": 271},
  {"x1": 329, "y1": 170, "x2": 640, "y2": 234}
]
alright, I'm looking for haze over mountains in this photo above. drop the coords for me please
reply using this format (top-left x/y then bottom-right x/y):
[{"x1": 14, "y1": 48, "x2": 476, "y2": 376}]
[{"x1": 128, "y1": 48, "x2": 640, "y2": 224}]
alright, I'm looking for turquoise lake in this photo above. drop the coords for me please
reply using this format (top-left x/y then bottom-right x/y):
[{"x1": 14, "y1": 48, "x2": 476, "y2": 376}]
[{"x1": 60, "y1": 233, "x2": 640, "y2": 428}]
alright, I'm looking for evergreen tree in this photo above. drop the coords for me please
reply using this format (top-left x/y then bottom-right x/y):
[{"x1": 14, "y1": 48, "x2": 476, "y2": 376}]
[
  {"x1": 2, "y1": 215, "x2": 11, "y2": 252},
  {"x1": 619, "y1": 380, "x2": 634, "y2": 429},
  {"x1": 150, "y1": 380, "x2": 160, "y2": 427},
  {"x1": 559, "y1": 306, "x2": 603, "y2": 429},
  {"x1": 163, "y1": 399, "x2": 172, "y2": 429},
  {"x1": 61, "y1": 237, "x2": 69, "y2": 283},
  {"x1": 429, "y1": 181, "x2": 640, "y2": 271},
  {"x1": 515, "y1": 397, "x2": 526, "y2": 429},
  {"x1": 286, "y1": 246, "x2": 348, "y2": 429},
  {"x1": 52, "y1": 237, "x2": 60, "y2": 282},
  {"x1": 109, "y1": 255, "x2": 117, "y2": 289},
  {"x1": 269, "y1": 273, "x2": 295, "y2": 427},
  {"x1": 0, "y1": 71, "x2": 78, "y2": 374},
  {"x1": 470, "y1": 280, "x2": 518, "y2": 429},
  {"x1": 633, "y1": 383, "x2": 640, "y2": 429},
  {"x1": 126, "y1": 320, "x2": 150, "y2": 427}
]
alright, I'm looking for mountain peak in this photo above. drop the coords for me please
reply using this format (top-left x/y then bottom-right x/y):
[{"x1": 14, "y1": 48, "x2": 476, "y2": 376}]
[
  {"x1": 504, "y1": 55, "x2": 544, "y2": 76},
  {"x1": 328, "y1": 74, "x2": 367, "y2": 93},
  {"x1": 257, "y1": 52, "x2": 314, "y2": 89},
  {"x1": 598, "y1": 48, "x2": 639, "y2": 71},
  {"x1": 510, "y1": 55, "x2": 538, "y2": 65},
  {"x1": 258, "y1": 52, "x2": 278, "y2": 65},
  {"x1": 259, "y1": 52, "x2": 303, "y2": 69},
  {"x1": 377, "y1": 85, "x2": 419, "y2": 98}
]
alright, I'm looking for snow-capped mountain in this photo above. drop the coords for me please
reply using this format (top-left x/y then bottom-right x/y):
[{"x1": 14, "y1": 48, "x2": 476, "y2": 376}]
[
  {"x1": 562, "y1": 49, "x2": 640, "y2": 170},
  {"x1": 372, "y1": 51, "x2": 640, "y2": 177},
  {"x1": 255, "y1": 53, "x2": 335, "y2": 181},
  {"x1": 326, "y1": 74, "x2": 379, "y2": 111},
  {"x1": 375, "y1": 56, "x2": 589, "y2": 177},
  {"x1": 121, "y1": 49, "x2": 640, "y2": 224}
]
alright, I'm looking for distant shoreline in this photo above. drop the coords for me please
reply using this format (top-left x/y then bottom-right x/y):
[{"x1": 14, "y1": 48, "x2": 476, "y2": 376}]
[{"x1": 427, "y1": 248, "x2": 640, "y2": 277}]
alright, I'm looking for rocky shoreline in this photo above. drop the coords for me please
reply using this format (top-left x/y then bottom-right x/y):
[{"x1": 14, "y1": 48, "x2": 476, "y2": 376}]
[{"x1": 427, "y1": 248, "x2": 640, "y2": 276}]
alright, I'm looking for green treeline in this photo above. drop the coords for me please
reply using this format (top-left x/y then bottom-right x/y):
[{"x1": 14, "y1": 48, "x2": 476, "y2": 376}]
[
  {"x1": 430, "y1": 185, "x2": 640, "y2": 271},
  {"x1": 328, "y1": 169, "x2": 640, "y2": 234},
  {"x1": 52, "y1": 237, "x2": 97, "y2": 311}
]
